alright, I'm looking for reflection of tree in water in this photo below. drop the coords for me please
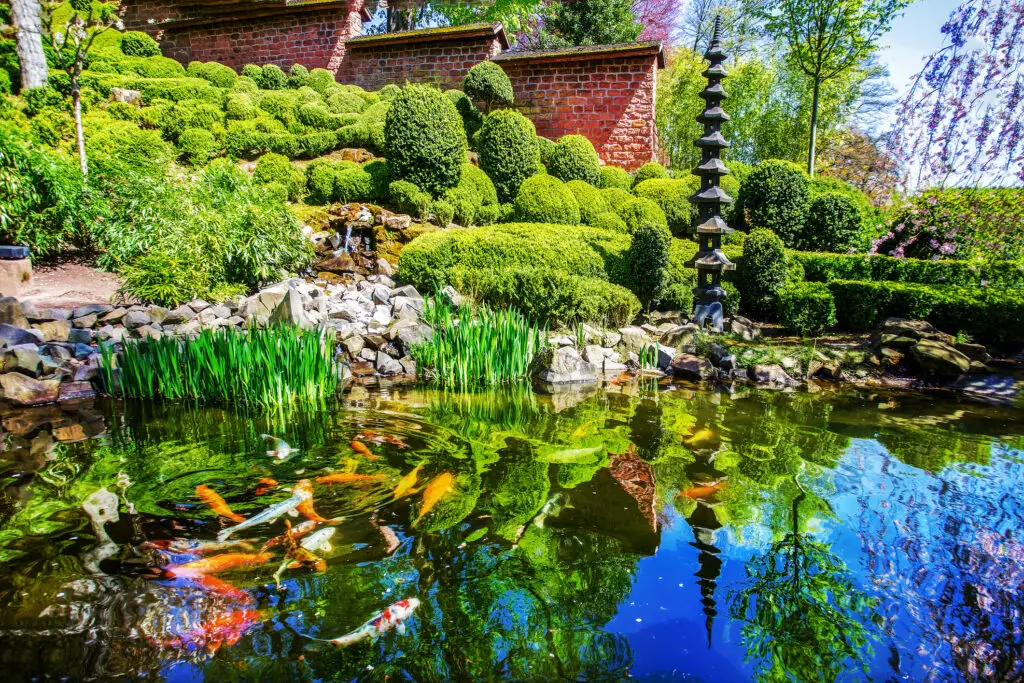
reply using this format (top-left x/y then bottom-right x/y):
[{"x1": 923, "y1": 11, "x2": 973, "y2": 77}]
[{"x1": 729, "y1": 492, "x2": 879, "y2": 683}]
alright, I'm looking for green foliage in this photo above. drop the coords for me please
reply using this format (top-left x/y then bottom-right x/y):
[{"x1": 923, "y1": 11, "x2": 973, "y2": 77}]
[
  {"x1": 547, "y1": 134, "x2": 601, "y2": 186},
  {"x1": 0, "y1": 69, "x2": 10, "y2": 95},
  {"x1": 102, "y1": 326, "x2": 339, "y2": 408},
  {"x1": 514, "y1": 175, "x2": 581, "y2": 225},
  {"x1": 565, "y1": 180, "x2": 609, "y2": 226},
  {"x1": 478, "y1": 108, "x2": 540, "y2": 203},
  {"x1": 378, "y1": 84, "x2": 401, "y2": 101},
  {"x1": 628, "y1": 223, "x2": 671, "y2": 310},
  {"x1": 147, "y1": 99, "x2": 225, "y2": 142},
  {"x1": 799, "y1": 192, "x2": 863, "y2": 252},
  {"x1": 445, "y1": 89, "x2": 484, "y2": 143},
  {"x1": 537, "y1": 136, "x2": 555, "y2": 167},
  {"x1": 778, "y1": 282, "x2": 836, "y2": 336},
  {"x1": 594, "y1": 211, "x2": 627, "y2": 232},
  {"x1": 618, "y1": 197, "x2": 669, "y2": 234},
  {"x1": 307, "y1": 68, "x2": 336, "y2": 94},
  {"x1": 737, "y1": 228, "x2": 789, "y2": 318},
  {"x1": 333, "y1": 166, "x2": 375, "y2": 203},
  {"x1": 462, "y1": 61, "x2": 514, "y2": 110},
  {"x1": 390, "y1": 180, "x2": 432, "y2": 219},
  {"x1": 792, "y1": 251, "x2": 1024, "y2": 288},
  {"x1": 135, "y1": 77, "x2": 224, "y2": 105},
  {"x1": 385, "y1": 84, "x2": 467, "y2": 197},
  {"x1": 827, "y1": 280, "x2": 1024, "y2": 345},
  {"x1": 445, "y1": 186, "x2": 478, "y2": 226},
  {"x1": 601, "y1": 186, "x2": 635, "y2": 214},
  {"x1": 632, "y1": 161, "x2": 668, "y2": 188},
  {"x1": 634, "y1": 178, "x2": 694, "y2": 236},
  {"x1": 460, "y1": 162, "x2": 499, "y2": 208},
  {"x1": 598, "y1": 165, "x2": 632, "y2": 190},
  {"x1": 241, "y1": 64, "x2": 263, "y2": 81},
  {"x1": 412, "y1": 300, "x2": 546, "y2": 387},
  {"x1": 305, "y1": 159, "x2": 348, "y2": 204},
  {"x1": 809, "y1": 175, "x2": 881, "y2": 234},
  {"x1": 177, "y1": 127, "x2": 217, "y2": 165},
  {"x1": 120, "y1": 31, "x2": 161, "y2": 58},
  {"x1": 287, "y1": 63, "x2": 309, "y2": 88},
  {"x1": 107, "y1": 101, "x2": 142, "y2": 123},
  {"x1": 325, "y1": 89, "x2": 367, "y2": 115},
  {"x1": 253, "y1": 153, "x2": 304, "y2": 201},
  {"x1": 432, "y1": 197, "x2": 455, "y2": 227},
  {"x1": 258, "y1": 63, "x2": 288, "y2": 90},
  {"x1": 736, "y1": 159, "x2": 811, "y2": 245},
  {"x1": 538, "y1": 0, "x2": 642, "y2": 47},
  {"x1": 186, "y1": 60, "x2": 237, "y2": 88},
  {"x1": 225, "y1": 93, "x2": 258, "y2": 120}
]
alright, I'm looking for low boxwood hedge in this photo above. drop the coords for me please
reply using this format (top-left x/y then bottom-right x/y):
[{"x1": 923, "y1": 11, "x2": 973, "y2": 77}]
[
  {"x1": 793, "y1": 251, "x2": 1024, "y2": 289},
  {"x1": 778, "y1": 281, "x2": 836, "y2": 336}
]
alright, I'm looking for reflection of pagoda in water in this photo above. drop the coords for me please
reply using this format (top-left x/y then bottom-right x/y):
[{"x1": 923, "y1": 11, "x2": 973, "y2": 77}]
[{"x1": 687, "y1": 501, "x2": 723, "y2": 648}]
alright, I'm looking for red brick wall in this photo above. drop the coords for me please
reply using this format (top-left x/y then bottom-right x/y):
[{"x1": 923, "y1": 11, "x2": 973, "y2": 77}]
[
  {"x1": 495, "y1": 52, "x2": 659, "y2": 171},
  {"x1": 336, "y1": 35, "x2": 504, "y2": 91}
]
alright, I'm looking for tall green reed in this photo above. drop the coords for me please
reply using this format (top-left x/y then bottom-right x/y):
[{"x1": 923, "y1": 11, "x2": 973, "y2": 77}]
[
  {"x1": 411, "y1": 299, "x2": 547, "y2": 388},
  {"x1": 99, "y1": 326, "x2": 340, "y2": 409}
]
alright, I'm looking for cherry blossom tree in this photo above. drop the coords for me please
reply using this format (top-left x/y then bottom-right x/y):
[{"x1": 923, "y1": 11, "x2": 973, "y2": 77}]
[
  {"x1": 889, "y1": 0, "x2": 1024, "y2": 188},
  {"x1": 632, "y1": 0, "x2": 684, "y2": 43}
]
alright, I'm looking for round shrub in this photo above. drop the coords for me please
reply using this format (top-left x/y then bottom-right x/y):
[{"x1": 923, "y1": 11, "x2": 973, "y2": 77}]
[
  {"x1": 306, "y1": 160, "x2": 343, "y2": 204},
  {"x1": 241, "y1": 64, "x2": 263, "y2": 82},
  {"x1": 334, "y1": 166, "x2": 375, "y2": 203},
  {"x1": 188, "y1": 61, "x2": 236, "y2": 88},
  {"x1": 390, "y1": 180, "x2": 431, "y2": 219},
  {"x1": 233, "y1": 76, "x2": 259, "y2": 94},
  {"x1": 254, "y1": 152, "x2": 304, "y2": 201},
  {"x1": 618, "y1": 197, "x2": 669, "y2": 234},
  {"x1": 384, "y1": 84, "x2": 467, "y2": 197},
  {"x1": 462, "y1": 61, "x2": 513, "y2": 111},
  {"x1": 599, "y1": 165, "x2": 632, "y2": 190},
  {"x1": 225, "y1": 93, "x2": 258, "y2": 120},
  {"x1": 307, "y1": 68, "x2": 335, "y2": 94},
  {"x1": 537, "y1": 136, "x2": 555, "y2": 167},
  {"x1": 461, "y1": 162, "x2": 498, "y2": 208},
  {"x1": 548, "y1": 134, "x2": 601, "y2": 186},
  {"x1": 378, "y1": 84, "x2": 401, "y2": 101},
  {"x1": 629, "y1": 223, "x2": 671, "y2": 310},
  {"x1": 107, "y1": 101, "x2": 142, "y2": 123},
  {"x1": 601, "y1": 187, "x2": 635, "y2": 214},
  {"x1": 446, "y1": 90, "x2": 484, "y2": 143},
  {"x1": 594, "y1": 212, "x2": 628, "y2": 232},
  {"x1": 178, "y1": 128, "x2": 217, "y2": 165},
  {"x1": 634, "y1": 178, "x2": 694, "y2": 236},
  {"x1": 258, "y1": 64, "x2": 288, "y2": 90},
  {"x1": 478, "y1": 108, "x2": 540, "y2": 203},
  {"x1": 565, "y1": 180, "x2": 610, "y2": 226},
  {"x1": 445, "y1": 187, "x2": 478, "y2": 226},
  {"x1": 476, "y1": 204, "x2": 500, "y2": 226},
  {"x1": 736, "y1": 159, "x2": 811, "y2": 246},
  {"x1": 296, "y1": 86, "x2": 322, "y2": 105},
  {"x1": 363, "y1": 159, "x2": 391, "y2": 200},
  {"x1": 298, "y1": 103, "x2": 337, "y2": 130},
  {"x1": 736, "y1": 228, "x2": 788, "y2": 318},
  {"x1": 799, "y1": 193, "x2": 863, "y2": 252},
  {"x1": 326, "y1": 89, "x2": 366, "y2": 115},
  {"x1": 632, "y1": 161, "x2": 668, "y2": 188},
  {"x1": 120, "y1": 31, "x2": 161, "y2": 57},
  {"x1": 0, "y1": 70, "x2": 10, "y2": 95},
  {"x1": 288, "y1": 64, "x2": 309, "y2": 88},
  {"x1": 514, "y1": 175, "x2": 581, "y2": 225},
  {"x1": 778, "y1": 282, "x2": 836, "y2": 336},
  {"x1": 432, "y1": 198, "x2": 455, "y2": 227}
]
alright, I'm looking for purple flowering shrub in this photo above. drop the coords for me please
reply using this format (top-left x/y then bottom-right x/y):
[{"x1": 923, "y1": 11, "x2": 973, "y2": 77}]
[{"x1": 871, "y1": 188, "x2": 1024, "y2": 261}]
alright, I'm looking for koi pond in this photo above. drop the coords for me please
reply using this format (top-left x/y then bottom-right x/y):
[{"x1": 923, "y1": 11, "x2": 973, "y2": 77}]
[{"x1": 1, "y1": 383, "x2": 1022, "y2": 682}]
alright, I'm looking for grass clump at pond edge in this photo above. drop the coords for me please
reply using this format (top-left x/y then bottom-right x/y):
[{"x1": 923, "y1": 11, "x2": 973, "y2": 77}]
[
  {"x1": 411, "y1": 299, "x2": 547, "y2": 388},
  {"x1": 100, "y1": 326, "x2": 340, "y2": 408}
]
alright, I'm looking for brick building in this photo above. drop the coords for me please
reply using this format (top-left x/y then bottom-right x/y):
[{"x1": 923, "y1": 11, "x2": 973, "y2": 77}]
[{"x1": 121, "y1": 0, "x2": 663, "y2": 169}]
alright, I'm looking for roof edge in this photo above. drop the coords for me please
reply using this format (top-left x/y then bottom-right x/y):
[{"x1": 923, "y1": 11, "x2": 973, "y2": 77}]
[
  {"x1": 492, "y1": 41, "x2": 665, "y2": 68},
  {"x1": 346, "y1": 22, "x2": 510, "y2": 50}
]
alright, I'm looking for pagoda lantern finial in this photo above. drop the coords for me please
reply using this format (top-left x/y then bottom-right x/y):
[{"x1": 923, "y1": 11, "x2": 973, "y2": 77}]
[{"x1": 685, "y1": 13, "x2": 735, "y2": 332}]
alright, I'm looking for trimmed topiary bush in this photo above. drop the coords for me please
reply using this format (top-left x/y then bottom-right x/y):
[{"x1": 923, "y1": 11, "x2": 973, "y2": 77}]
[
  {"x1": 334, "y1": 166, "x2": 375, "y2": 203},
  {"x1": 378, "y1": 84, "x2": 401, "y2": 101},
  {"x1": 307, "y1": 68, "x2": 335, "y2": 94},
  {"x1": 120, "y1": 31, "x2": 161, "y2": 57},
  {"x1": 537, "y1": 136, "x2": 555, "y2": 167},
  {"x1": 178, "y1": 127, "x2": 217, "y2": 165},
  {"x1": 385, "y1": 84, "x2": 467, "y2": 197},
  {"x1": 634, "y1": 178, "x2": 693, "y2": 236},
  {"x1": 254, "y1": 152, "x2": 305, "y2": 201},
  {"x1": 288, "y1": 64, "x2": 309, "y2": 88},
  {"x1": 594, "y1": 211, "x2": 628, "y2": 232},
  {"x1": 462, "y1": 61, "x2": 514, "y2": 112},
  {"x1": 548, "y1": 134, "x2": 601, "y2": 186},
  {"x1": 305, "y1": 159, "x2": 344, "y2": 204},
  {"x1": 390, "y1": 180, "x2": 431, "y2": 219},
  {"x1": 326, "y1": 89, "x2": 366, "y2": 115},
  {"x1": 187, "y1": 61, "x2": 237, "y2": 89},
  {"x1": 618, "y1": 197, "x2": 669, "y2": 234},
  {"x1": 478, "y1": 108, "x2": 540, "y2": 203},
  {"x1": 445, "y1": 187, "x2": 478, "y2": 226},
  {"x1": 460, "y1": 162, "x2": 498, "y2": 208},
  {"x1": 629, "y1": 223, "x2": 671, "y2": 310},
  {"x1": 476, "y1": 204, "x2": 500, "y2": 225},
  {"x1": 778, "y1": 282, "x2": 836, "y2": 336},
  {"x1": 799, "y1": 192, "x2": 863, "y2": 252},
  {"x1": 432, "y1": 198, "x2": 455, "y2": 227},
  {"x1": 601, "y1": 187, "x2": 635, "y2": 214},
  {"x1": 445, "y1": 90, "x2": 484, "y2": 143},
  {"x1": 599, "y1": 165, "x2": 632, "y2": 190},
  {"x1": 258, "y1": 64, "x2": 288, "y2": 90},
  {"x1": 565, "y1": 180, "x2": 610, "y2": 226},
  {"x1": 241, "y1": 64, "x2": 263, "y2": 82},
  {"x1": 514, "y1": 175, "x2": 581, "y2": 225},
  {"x1": 632, "y1": 161, "x2": 668, "y2": 188},
  {"x1": 736, "y1": 228, "x2": 788, "y2": 318},
  {"x1": 735, "y1": 159, "x2": 811, "y2": 246}
]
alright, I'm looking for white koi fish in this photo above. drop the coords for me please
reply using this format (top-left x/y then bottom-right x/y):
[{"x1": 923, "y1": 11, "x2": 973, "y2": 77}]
[
  {"x1": 217, "y1": 486, "x2": 311, "y2": 541},
  {"x1": 260, "y1": 434, "x2": 298, "y2": 460},
  {"x1": 300, "y1": 527, "x2": 336, "y2": 554}
]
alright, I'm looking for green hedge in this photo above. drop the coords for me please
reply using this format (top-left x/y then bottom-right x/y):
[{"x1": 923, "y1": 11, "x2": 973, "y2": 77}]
[
  {"x1": 827, "y1": 280, "x2": 1024, "y2": 345},
  {"x1": 514, "y1": 175, "x2": 580, "y2": 225},
  {"x1": 778, "y1": 282, "x2": 836, "y2": 336},
  {"x1": 792, "y1": 251, "x2": 1024, "y2": 288}
]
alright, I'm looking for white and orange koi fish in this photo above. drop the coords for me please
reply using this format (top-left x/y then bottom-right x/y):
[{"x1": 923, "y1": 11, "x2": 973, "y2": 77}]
[{"x1": 305, "y1": 598, "x2": 420, "y2": 648}]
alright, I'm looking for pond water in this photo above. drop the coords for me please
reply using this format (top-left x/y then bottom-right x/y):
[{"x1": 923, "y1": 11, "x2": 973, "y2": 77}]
[{"x1": 0, "y1": 383, "x2": 1022, "y2": 682}]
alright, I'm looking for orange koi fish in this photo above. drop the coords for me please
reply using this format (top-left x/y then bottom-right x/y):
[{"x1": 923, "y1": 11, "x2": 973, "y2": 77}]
[
  {"x1": 254, "y1": 478, "x2": 279, "y2": 496},
  {"x1": 196, "y1": 485, "x2": 246, "y2": 523},
  {"x1": 360, "y1": 430, "x2": 410, "y2": 449},
  {"x1": 681, "y1": 480, "x2": 727, "y2": 499},
  {"x1": 164, "y1": 552, "x2": 273, "y2": 579},
  {"x1": 610, "y1": 373, "x2": 634, "y2": 385},
  {"x1": 316, "y1": 472, "x2": 386, "y2": 485},
  {"x1": 415, "y1": 473, "x2": 454, "y2": 523},
  {"x1": 262, "y1": 519, "x2": 320, "y2": 551},
  {"x1": 293, "y1": 479, "x2": 332, "y2": 523},
  {"x1": 393, "y1": 465, "x2": 422, "y2": 499},
  {"x1": 191, "y1": 574, "x2": 255, "y2": 605},
  {"x1": 350, "y1": 440, "x2": 379, "y2": 460},
  {"x1": 151, "y1": 609, "x2": 262, "y2": 654}
]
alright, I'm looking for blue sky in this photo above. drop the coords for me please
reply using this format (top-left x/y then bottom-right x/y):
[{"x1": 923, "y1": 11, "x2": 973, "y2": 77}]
[{"x1": 878, "y1": 0, "x2": 962, "y2": 94}]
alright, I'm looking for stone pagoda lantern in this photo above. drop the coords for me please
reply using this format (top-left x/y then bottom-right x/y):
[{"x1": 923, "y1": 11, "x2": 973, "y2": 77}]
[{"x1": 685, "y1": 16, "x2": 735, "y2": 332}]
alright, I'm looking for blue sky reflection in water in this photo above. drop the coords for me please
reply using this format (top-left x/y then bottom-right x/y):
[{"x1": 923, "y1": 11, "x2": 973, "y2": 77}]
[{"x1": 0, "y1": 386, "x2": 1022, "y2": 682}]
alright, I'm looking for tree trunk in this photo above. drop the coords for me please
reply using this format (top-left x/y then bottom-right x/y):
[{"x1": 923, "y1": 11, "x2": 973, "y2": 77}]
[
  {"x1": 807, "y1": 76, "x2": 821, "y2": 178},
  {"x1": 9, "y1": 0, "x2": 49, "y2": 91},
  {"x1": 72, "y1": 66, "x2": 87, "y2": 177}
]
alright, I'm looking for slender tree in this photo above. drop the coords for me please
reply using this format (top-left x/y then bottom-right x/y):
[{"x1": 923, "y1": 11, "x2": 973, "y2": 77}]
[
  {"x1": 10, "y1": 0, "x2": 49, "y2": 90},
  {"x1": 40, "y1": 0, "x2": 123, "y2": 177},
  {"x1": 759, "y1": 0, "x2": 912, "y2": 177}
]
